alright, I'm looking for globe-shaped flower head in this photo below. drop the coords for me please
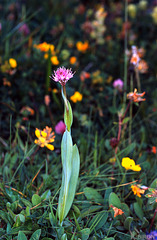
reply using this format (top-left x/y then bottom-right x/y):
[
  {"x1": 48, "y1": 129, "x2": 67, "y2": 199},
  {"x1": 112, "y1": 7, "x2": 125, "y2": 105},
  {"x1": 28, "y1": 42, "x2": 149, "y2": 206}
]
[{"x1": 50, "y1": 66, "x2": 75, "y2": 86}]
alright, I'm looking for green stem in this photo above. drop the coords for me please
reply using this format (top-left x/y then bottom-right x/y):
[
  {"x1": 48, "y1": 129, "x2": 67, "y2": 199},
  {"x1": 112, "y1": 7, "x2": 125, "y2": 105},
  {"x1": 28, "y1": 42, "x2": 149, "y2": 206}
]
[
  {"x1": 129, "y1": 75, "x2": 133, "y2": 144},
  {"x1": 135, "y1": 68, "x2": 141, "y2": 92},
  {"x1": 62, "y1": 85, "x2": 69, "y2": 112},
  {"x1": 123, "y1": 0, "x2": 128, "y2": 109},
  {"x1": 46, "y1": 50, "x2": 52, "y2": 94}
]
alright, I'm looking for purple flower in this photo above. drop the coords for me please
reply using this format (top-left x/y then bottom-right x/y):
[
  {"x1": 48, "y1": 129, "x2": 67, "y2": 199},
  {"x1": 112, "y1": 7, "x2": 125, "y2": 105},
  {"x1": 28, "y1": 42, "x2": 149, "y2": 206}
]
[
  {"x1": 113, "y1": 79, "x2": 124, "y2": 92},
  {"x1": 55, "y1": 121, "x2": 66, "y2": 135},
  {"x1": 50, "y1": 66, "x2": 75, "y2": 86},
  {"x1": 18, "y1": 23, "x2": 30, "y2": 36},
  {"x1": 146, "y1": 231, "x2": 157, "y2": 240}
]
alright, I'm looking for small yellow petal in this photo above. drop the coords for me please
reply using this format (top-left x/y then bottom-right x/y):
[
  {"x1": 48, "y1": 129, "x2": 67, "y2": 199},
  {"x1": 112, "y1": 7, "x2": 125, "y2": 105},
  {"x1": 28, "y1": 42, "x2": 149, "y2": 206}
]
[
  {"x1": 131, "y1": 164, "x2": 141, "y2": 171},
  {"x1": 41, "y1": 131, "x2": 47, "y2": 138},
  {"x1": 46, "y1": 144, "x2": 54, "y2": 151},
  {"x1": 35, "y1": 129, "x2": 40, "y2": 138},
  {"x1": 39, "y1": 137, "x2": 46, "y2": 143}
]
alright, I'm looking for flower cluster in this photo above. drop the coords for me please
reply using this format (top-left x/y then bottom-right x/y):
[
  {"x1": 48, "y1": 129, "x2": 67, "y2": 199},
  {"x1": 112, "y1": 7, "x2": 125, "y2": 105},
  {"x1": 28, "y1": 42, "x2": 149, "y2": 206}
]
[
  {"x1": 34, "y1": 42, "x2": 55, "y2": 53},
  {"x1": 50, "y1": 66, "x2": 75, "y2": 86},
  {"x1": 130, "y1": 46, "x2": 148, "y2": 73},
  {"x1": 127, "y1": 88, "x2": 146, "y2": 103},
  {"x1": 122, "y1": 157, "x2": 141, "y2": 171},
  {"x1": 82, "y1": 6, "x2": 107, "y2": 44},
  {"x1": 34, "y1": 126, "x2": 55, "y2": 150},
  {"x1": 34, "y1": 42, "x2": 59, "y2": 65}
]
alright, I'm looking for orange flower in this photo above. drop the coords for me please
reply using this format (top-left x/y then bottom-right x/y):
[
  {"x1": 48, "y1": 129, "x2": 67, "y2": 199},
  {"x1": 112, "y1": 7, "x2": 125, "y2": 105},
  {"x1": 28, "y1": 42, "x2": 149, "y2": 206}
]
[
  {"x1": 110, "y1": 205, "x2": 124, "y2": 217},
  {"x1": 152, "y1": 146, "x2": 157, "y2": 154},
  {"x1": 34, "y1": 42, "x2": 55, "y2": 54},
  {"x1": 131, "y1": 185, "x2": 145, "y2": 197},
  {"x1": 70, "y1": 91, "x2": 83, "y2": 103},
  {"x1": 76, "y1": 41, "x2": 89, "y2": 52},
  {"x1": 137, "y1": 59, "x2": 148, "y2": 73},
  {"x1": 20, "y1": 106, "x2": 35, "y2": 115},
  {"x1": 80, "y1": 71, "x2": 90, "y2": 82},
  {"x1": 130, "y1": 53, "x2": 140, "y2": 65},
  {"x1": 127, "y1": 88, "x2": 146, "y2": 102},
  {"x1": 51, "y1": 56, "x2": 59, "y2": 65},
  {"x1": 34, "y1": 126, "x2": 55, "y2": 150},
  {"x1": 3, "y1": 78, "x2": 11, "y2": 87},
  {"x1": 70, "y1": 56, "x2": 77, "y2": 65},
  {"x1": 44, "y1": 95, "x2": 51, "y2": 106},
  {"x1": 9, "y1": 58, "x2": 17, "y2": 68}
]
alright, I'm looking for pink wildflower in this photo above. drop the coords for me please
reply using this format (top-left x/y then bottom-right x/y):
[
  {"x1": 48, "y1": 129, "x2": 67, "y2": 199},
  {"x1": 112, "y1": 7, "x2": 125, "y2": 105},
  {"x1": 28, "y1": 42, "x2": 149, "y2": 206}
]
[
  {"x1": 18, "y1": 23, "x2": 30, "y2": 36},
  {"x1": 55, "y1": 121, "x2": 66, "y2": 135},
  {"x1": 50, "y1": 66, "x2": 75, "y2": 86},
  {"x1": 113, "y1": 79, "x2": 124, "y2": 91}
]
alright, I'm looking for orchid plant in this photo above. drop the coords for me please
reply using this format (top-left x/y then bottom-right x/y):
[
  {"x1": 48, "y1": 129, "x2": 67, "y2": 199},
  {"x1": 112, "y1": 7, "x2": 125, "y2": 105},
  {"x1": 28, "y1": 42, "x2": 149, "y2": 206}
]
[{"x1": 50, "y1": 67, "x2": 80, "y2": 224}]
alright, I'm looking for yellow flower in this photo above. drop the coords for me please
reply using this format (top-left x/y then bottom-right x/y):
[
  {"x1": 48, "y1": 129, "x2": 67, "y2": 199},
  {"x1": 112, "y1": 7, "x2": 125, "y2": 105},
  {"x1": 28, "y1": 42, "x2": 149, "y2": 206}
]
[
  {"x1": 131, "y1": 185, "x2": 145, "y2": 197},
  {"x1": 127, "y1": 4, "x2": 137, "y2": 18},
  {"x1": 51, "y1": 56, "x2": 59, "y2": 65},
  {"x1": 76, "y1": 41, "x2": 89, "y2": 53},
  {"x1": 70, "y1": 56, "x2": 77, "y2": 65},
  {"x1": 34, "y1": 126, "x2": 55, "y2": 150},
  {"x1": 44, "y1": 53, "x2": 49, "y2": 59},
  {"x1": 70, "y1": 91, "x2": 83, "y2": 103},
  {"x1": 9, "y1": 58, "x2": 17, "y2": 68},
  {"x1": 121, "y1": 157, "x2": 141, "y2": 171},
  {"x1": 152, "y1": 6, "x2": 157, "y2": 24},
  {"x1": 109, "y1": 157, "x2": 116, "y2": 163}
]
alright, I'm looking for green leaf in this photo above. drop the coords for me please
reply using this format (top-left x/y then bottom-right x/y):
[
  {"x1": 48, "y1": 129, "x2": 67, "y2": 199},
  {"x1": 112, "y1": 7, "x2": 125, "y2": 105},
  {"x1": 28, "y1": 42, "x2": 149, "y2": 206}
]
[
  {"x1": 61, "y1": 87, "x2": 73, "y2": 131},
  {"x1": 64, "y1": 100, "x2": 73, "y2": 131},
  {"x1": 80, "y1": 206, "x2": 102, "y2": 218},
  {"x1": 133, "y1": 202, "x2": 144, "y2": 220},
  {"x1": 41, "y1": 190, "x2": 51, "y2": 200},
  {"x1": 0, "y1": 210, "x2": 9, "y2": 224},
  {"x1": 124, "y1": 217, "x2": 133, "y2": 230},
  {"x1": 78, "y1": 228, "x2": 90, "y2": 240},
  {"x1": 109, "y1": 192, "x2": 121, "y2": 208},
  {"x1": 58, "y1": 131, "x2": 80, "y2": 223},
  {"x1": 84, "y1": 187, "x2": 103, "y2": 203},
  {"x1": 89, "y1": 212, "x2": 108, "y2": 232},
  {"x1": 10, "y1": 153, "x2": 18, "y2": 170},
  {"x1": 61, "y1": 233, "x2": 68, "y2": 240},
  {"x1": 103, "y1": 238, "x2": 115, "y2": 240},
  {"x1": 18, "y1": 231, "x2": 27, "y2": 240},
  {"x1": 21, "y1": 198, "x2": 32, "y2": 208},
  {"x1": 118, "y1": 142, "x2": 136, "y2": 156},
  {"x1": 122, "y1": 117, "x2": 130, "y2": 124},
  {"x1": 142, "y1": 217, "x2": 149, "y2": 228},
  {"x1": 121, "y1": 203, "x2": 130, "y2": 217},
  {"x1": 150, "y1": 178, "x2": 157, "y2": 188},
  {"x1": 32, "y1": 194, "x2": 41, "y2": 206},
  {"x1": 14, "y1": 214, "x2": 25, "y2": 223},
  {"x1": 30, "y1": 229, "x2": 41, "y2": 240}
]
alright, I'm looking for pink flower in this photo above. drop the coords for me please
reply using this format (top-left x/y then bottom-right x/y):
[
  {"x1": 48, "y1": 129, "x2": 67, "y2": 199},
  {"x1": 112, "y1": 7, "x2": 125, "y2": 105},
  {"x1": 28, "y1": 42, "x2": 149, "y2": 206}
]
[
  {"x1": 55, "y1": 121, "x2": 66, "y2": 135},
  {"x1": 50, "y1": 66, "x2": 75, "y2": 86},
  {"x1": 113, "y1": 79, "x2": 123, "y2": 91},
  {"x1": 18, "y1": 23, "x2": 30, "y2": 36}
]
